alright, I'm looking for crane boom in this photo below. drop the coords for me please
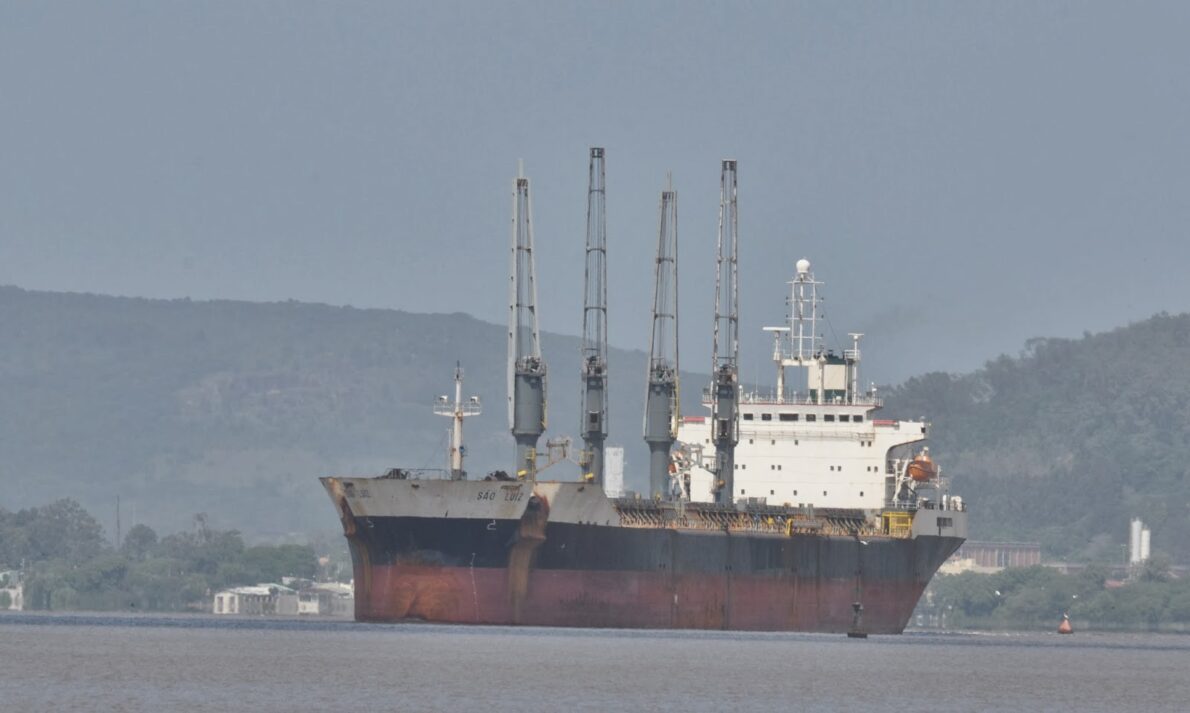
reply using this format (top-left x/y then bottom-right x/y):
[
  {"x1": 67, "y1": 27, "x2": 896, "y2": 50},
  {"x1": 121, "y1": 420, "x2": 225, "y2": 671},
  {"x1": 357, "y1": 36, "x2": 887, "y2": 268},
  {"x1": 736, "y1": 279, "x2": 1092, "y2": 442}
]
[
  {"x1": 580, "y1": 148, "x2": 608, "y2": 485},
  {"x1": 643, "y1": 179, "x2": 679, "y2": 499},
  {"x1": 710, "y1": 160, "x2": 739, "y2": 505},
  {"x1": 508, "y1": 163, "x2": 546, "y2": 480}
]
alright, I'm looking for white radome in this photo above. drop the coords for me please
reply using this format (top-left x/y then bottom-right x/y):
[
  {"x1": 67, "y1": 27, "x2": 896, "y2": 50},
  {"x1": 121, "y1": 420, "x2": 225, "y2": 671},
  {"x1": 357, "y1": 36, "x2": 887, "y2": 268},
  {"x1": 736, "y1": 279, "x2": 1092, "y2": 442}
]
[{"x1": 796, "y1": 258, "x2": 811, "y2": 275}]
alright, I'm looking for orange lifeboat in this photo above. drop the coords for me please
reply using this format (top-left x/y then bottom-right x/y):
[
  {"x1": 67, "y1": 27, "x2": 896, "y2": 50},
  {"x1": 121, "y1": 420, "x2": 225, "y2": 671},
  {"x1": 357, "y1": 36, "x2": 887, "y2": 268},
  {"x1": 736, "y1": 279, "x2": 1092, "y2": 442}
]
[{"x1": 906, "y1": 449, "x2": 938, "y2": 482}]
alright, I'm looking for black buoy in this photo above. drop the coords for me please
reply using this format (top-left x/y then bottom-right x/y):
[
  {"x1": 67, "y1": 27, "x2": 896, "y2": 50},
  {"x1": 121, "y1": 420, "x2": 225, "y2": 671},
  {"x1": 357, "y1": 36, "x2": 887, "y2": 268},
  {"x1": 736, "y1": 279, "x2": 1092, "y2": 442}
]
[{"x1": 847, "y1": 601, "x2": 868, "y2": 638}]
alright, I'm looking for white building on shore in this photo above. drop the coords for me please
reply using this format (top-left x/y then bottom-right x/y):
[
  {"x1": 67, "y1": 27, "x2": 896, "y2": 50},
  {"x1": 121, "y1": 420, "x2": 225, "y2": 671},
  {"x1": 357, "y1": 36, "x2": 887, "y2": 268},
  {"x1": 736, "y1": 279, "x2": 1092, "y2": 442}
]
[
  {"x1": 0, "y1": 570, "x2": 23, "y2": 611},
  {"x1": 297, "y1": 582, "x2": 354, "y2": 617},
  {"x1": 213, "y1": 581, "x2": 353, "y2": 617},
  {"x1": 212, "y1": 584, "x2": 297, "y2": 615}
]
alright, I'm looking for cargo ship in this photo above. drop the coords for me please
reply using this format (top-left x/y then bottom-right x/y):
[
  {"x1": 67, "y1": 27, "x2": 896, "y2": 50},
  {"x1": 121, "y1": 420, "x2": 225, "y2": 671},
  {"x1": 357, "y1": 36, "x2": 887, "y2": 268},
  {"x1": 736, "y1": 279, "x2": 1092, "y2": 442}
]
[{"x1": 322, "y1": 152, "x2": 966, "y2": 633}]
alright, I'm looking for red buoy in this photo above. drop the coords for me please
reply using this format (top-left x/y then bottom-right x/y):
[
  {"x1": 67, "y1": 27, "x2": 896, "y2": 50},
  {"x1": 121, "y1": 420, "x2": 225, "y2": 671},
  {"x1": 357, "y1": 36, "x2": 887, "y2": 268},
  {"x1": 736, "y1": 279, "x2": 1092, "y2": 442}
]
[{"x1": 1058, "y1": 614, "x2": 1073, "y2": 634}]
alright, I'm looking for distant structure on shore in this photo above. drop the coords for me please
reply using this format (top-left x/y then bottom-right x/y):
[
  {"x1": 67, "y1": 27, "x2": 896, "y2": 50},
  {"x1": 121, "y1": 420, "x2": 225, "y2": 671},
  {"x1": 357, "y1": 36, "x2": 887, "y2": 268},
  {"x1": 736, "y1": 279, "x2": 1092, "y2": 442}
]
[
  {"x1": 941, "y1": 541, "x2": 1042, "y2": 574},
  {"x1": 0, "y1": 570, "x2": 24, "y2": 611},
  {"x1": 939, "y1": 517, "x2": 1161, "y2": 578},
  {"x1": 1129, "y1": 517, "x2": 1152, "y2": 566},
  {"x1": 603, "y1": 446, "x2": 625, "y2": 497},
  {"x1": 213, "y1": 582, "x2": 353, "y2": 617}
]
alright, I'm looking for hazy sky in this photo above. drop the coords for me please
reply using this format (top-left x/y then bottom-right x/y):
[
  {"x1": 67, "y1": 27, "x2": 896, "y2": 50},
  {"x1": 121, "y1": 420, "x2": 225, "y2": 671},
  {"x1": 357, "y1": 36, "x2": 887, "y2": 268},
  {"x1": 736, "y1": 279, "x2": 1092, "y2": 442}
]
[{"x1": 3, "y1": 2, "x2": 1189, "y2": 385}]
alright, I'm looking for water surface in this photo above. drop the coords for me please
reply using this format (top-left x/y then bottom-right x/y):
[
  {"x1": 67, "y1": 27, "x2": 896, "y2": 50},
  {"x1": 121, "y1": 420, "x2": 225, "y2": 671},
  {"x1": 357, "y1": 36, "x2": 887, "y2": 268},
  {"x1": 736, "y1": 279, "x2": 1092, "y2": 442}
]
[{"x1": 1, "y1": 612, "x2": 1186, "y2": 712}]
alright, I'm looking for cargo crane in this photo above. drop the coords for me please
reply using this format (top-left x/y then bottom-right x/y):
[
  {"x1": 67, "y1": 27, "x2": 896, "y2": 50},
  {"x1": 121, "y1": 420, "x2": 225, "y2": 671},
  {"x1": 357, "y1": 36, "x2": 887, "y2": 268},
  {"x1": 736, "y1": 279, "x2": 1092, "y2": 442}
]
[
  {"x1": 508, "y1": 162, "x2": 546, "y2": 480},
  {"x1": 579, "y1": 148, "x2": 608, "y2": 485},
  {"x1": 644, "y1": 178, "x2": 680, "y2": 499},
  {"x1": 710, "y1": 160, "x2": 739, "y2": 505}
]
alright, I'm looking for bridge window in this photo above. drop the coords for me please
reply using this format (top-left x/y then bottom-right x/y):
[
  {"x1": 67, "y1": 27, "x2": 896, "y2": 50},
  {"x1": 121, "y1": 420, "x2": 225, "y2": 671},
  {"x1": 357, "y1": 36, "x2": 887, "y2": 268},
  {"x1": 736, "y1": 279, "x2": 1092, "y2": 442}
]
[
  {"x1": 853, "y1": 415, "x2": 863, "y2": 423},
  {"x1": 761, "y1": 413, "x2": 772, "y2": 421},
  {"x1": 824, "y1": 414, "x2": 835, "y2": 422},
  {"x1": 743, "y1": 413, "x2": 754, "y2": 421},
  {"x1": 838, "y1": 415, "x2": 850, "y2": 422},
  {"x1": 779, "y1": 413, "x2": 797, "y2": 422},
  {"x1": 806, "y1": 414, "x2": 817, "y2": 422}
]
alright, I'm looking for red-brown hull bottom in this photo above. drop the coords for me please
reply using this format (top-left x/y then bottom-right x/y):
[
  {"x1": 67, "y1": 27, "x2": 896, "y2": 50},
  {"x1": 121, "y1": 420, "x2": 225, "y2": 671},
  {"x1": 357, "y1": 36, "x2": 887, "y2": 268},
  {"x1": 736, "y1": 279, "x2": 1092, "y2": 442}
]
[{"x1": 354, "y1": 564, "x2": 927, "y2": 634}]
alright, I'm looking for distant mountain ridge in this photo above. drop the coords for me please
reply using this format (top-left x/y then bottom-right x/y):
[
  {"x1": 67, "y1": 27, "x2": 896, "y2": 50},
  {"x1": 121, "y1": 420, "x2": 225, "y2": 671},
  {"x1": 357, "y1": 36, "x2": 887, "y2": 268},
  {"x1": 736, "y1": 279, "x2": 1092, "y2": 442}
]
[
  {"x1": 0, "y1": 285, "x2": 704, "y2": 536},
  {"x1": 2, "y1": 286, "x2": 1187, "y2": 563}
]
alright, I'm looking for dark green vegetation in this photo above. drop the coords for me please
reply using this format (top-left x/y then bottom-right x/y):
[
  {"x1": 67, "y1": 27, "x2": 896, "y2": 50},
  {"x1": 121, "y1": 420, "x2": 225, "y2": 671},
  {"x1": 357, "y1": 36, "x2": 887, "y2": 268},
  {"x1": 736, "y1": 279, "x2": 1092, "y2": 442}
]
[
  {"x1": 0, "y1": 499, "x2": 333, "y2": 611},
  {"x1": 921, "y1": 563, "x2": 1190, "y2": 631},
  {"x1": 883, "y1": 314, "x2": 1190, "y2": 563}
]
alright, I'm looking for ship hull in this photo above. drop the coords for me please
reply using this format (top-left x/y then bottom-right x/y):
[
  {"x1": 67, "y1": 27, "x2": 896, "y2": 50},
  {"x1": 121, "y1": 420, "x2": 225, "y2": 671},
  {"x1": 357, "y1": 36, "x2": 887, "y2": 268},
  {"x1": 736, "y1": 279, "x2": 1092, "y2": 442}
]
[{"x1": 343, "y1": 514, "x2": 962, "y2": 633}]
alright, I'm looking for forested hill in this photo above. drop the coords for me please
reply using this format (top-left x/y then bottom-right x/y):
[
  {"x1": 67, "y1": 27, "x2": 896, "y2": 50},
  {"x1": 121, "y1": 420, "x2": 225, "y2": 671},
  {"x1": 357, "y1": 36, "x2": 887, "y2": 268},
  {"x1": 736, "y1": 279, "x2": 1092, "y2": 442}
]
[
  {"x1": 0, "y1": 286, "x2": 705, "y2": 537},
  {"x1": 883, "y1": 313, "x2": 1190, "y2": 562},
  {"x1": 2, "y1": 285, "x2": 1188, "y2": 564}
]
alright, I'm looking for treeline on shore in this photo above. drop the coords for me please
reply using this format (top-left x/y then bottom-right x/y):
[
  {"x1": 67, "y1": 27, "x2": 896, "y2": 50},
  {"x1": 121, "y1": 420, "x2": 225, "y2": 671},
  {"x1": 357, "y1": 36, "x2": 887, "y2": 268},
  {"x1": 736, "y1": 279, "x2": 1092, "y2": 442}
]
[
  {"x1": 0, "y1": 499, "x2": 342, "y2": 612},
  {"x1": 920, "y1": 563, "x2": 1190, "y2": 631}
]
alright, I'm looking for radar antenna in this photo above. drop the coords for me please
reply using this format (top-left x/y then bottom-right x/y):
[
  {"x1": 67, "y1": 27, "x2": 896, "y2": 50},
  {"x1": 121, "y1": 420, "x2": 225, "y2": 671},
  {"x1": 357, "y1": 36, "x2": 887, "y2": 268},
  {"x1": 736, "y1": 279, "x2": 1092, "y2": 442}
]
[
  {"x1": 644, "y1": 176, "x2": 680, "y2": 499},
  {"x1": 579, "y1": 148, "x2": 608, "y2": 485},
  {"x1": 508, "y1": 162, "x2": 546, "y2": 480},
  {"x1": 710, "y1": 160, "x2": 739, "y2": 505}
]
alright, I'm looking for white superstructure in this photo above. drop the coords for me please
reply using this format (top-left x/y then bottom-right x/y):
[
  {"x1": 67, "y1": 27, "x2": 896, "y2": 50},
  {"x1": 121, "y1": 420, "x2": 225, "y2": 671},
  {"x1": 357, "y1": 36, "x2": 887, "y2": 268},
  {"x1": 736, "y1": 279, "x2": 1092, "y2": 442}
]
[{"x1": 676, "y1": 259, "x2": 934, "y2": 509}]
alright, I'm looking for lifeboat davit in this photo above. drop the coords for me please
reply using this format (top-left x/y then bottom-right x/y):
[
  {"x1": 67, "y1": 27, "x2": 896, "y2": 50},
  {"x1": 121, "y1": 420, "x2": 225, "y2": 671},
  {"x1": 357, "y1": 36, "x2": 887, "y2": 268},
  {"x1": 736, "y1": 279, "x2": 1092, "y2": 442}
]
[{"x1": 906, "y1": 449, "x2": 938, "y2": 482}]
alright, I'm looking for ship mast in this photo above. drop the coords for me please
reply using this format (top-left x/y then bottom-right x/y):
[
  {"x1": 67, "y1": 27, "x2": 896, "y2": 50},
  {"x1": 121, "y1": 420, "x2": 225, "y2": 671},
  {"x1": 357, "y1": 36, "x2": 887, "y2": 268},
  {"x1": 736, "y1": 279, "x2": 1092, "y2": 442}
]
[
  {"x1": 644, "y1": 176, "x2": 679, "y2": 499},
  {"x1": 710, "y1": 160, "x2": 739, "y2": 505},
  {"x1": 765, "y1": 261, "x2": 864, "y2": 405},
  {"x1": 579, "y1": 148, "x2": 608, "y2": 485},
  {"x1": 508, "y1": 161, "x2": 546, "y2": 480},
  {"x1": 434, "y1": 363, "x2": 482, "y2": 480}
]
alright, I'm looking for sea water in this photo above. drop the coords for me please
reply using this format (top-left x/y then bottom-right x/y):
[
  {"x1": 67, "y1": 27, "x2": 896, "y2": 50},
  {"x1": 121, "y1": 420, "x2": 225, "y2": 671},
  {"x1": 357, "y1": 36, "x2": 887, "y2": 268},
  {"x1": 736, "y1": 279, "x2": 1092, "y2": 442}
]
[{"x1": 1, "y1": 612, "x2": 1186, "y2": 712}]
